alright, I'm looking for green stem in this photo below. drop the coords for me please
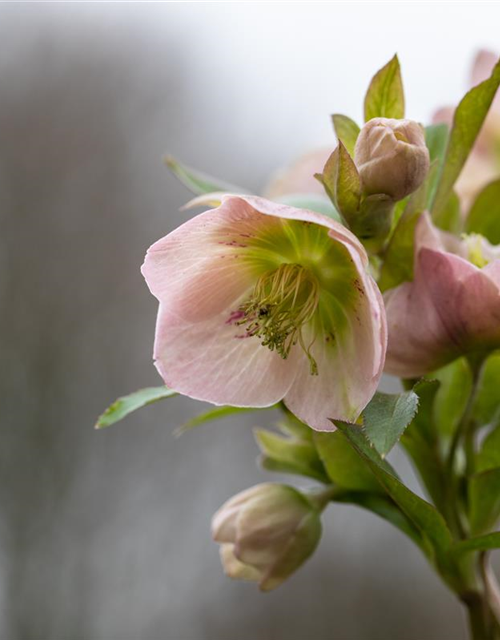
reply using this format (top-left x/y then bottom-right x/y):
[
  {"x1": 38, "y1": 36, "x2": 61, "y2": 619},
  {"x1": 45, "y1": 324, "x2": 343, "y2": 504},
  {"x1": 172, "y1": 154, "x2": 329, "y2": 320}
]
[{"x1": 444, "y1": 358, "x2": 484, "y2": 538}]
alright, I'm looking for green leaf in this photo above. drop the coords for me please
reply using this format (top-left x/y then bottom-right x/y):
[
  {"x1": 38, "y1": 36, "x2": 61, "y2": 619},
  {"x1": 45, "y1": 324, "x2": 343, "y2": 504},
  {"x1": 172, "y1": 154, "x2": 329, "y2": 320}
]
[
  {"x1": 335, "y1": 421, "x2": 453, "y2": 560},
  {"x1": 477, "y1": 426, "x2": 500, "y2": 473},
  {"x1": 453, "y1": 532, "x2": 500, "y2": 556},
  {"x1": 364, "y1": 54, "x2": 405, "y2": 122},
  {"x1": 424, "y1": 125, "x2": 449, "y2": 210},
  {"x1": 255, "y1": 428, "x2": 329, "y2": 483},
  {"x1": 431, "y1": 57, "x2": 500, "y2": 220},
  {"x1": 469, "y1": 468, "x2": 500, "y2": 534},
  {"x1": 314, "y1": 432, "x2": 381, "y2": 491},
  {"x1": 331, "y1": 114, "x2": 361, "y2": 157},
  {"x1": 404, "y1": 161, "x2": 439, "y2": 217},
  {"x1": 472, "y1": 351, "x2": 500, "y2": 428},
  {"x1": 362, "y1": 390, "x2": 419, "y2": 457},
  {"x1": 276, "y1": 408, "x2": 315, "y2": 442},
  {"x1": 317, "y1": 143, "x2": 361, "y2": 220},
  {"x1": 331, "y1": 489, "x2": 424, "y2": 550},
  {"x1": 426, "y1": 123, "x2": 450, "y2": 166},
  {"x1": 432, "y1": 191, "x2": 461, "y2": 233},
  {"x1": 378, "y1": 209, "x2": 421, "y2": 292},
  {"x1": 432, "y1": 358, "x2": 473, "y2": 437},
  {"x1": 95, "y1": 387, "x2": 177, "y2": 429},
  {"x1": 465, "y1": 179, "x2": 500, "y2": 244},
  {"x1": 164, "y1": 155, "x2": 249, "y2": 196},
  {"x1": 400, "y1": 380, "x2": 447, "y2": 512},
  {"x1": 274, "y1": 194, "x2": 341, "y2": 221},
  {"x1": 174, "y1": 405, "x2": 266, "y2": 436}
]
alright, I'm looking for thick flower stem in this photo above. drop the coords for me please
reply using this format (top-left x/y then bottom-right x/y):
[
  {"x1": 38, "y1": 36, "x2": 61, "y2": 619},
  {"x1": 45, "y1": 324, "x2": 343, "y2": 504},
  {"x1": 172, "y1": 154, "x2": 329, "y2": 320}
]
[{"x1": 464, "y1": 592, "x2": 495, "y2": 640}]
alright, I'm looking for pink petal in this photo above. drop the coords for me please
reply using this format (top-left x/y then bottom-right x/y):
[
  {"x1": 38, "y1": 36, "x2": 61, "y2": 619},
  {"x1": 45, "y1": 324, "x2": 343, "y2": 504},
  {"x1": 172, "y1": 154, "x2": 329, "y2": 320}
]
[
  {"x1": 385, "y1": 248, "x2": 500, "y2": 377},
  {"x1": 153, "y1": 302, "x2": 298, "y2": 407},
  {"x1": 284, "y1": 246, "x2": 387, "y2": 430}
]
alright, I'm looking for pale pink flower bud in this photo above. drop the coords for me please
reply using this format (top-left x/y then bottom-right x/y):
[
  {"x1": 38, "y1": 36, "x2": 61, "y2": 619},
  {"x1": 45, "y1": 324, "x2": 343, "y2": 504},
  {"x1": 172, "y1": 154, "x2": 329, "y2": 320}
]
[
  {"x1": 354, "y1": 118, "x2": 430, "y2": 201},
  {"x1": 141, "y1": 195, "x2": 387, "y2": 430},
  {"x1": 211, "y1": 483, "x2": 321, "y2": 591},
  {"x1": 384, "y1": 212, "x2": 500, "y2": 378}
]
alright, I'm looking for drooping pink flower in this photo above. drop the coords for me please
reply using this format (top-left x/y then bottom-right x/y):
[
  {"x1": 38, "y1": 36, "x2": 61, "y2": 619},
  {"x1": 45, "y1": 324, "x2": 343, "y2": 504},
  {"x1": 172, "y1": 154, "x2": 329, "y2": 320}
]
[
  {"x1": 384, "y1": 212, "x2": 500, "y2": 378},
  {"x1": 142, "y1": 195, "x2": 386, "y2": 430},
  {"x1": 433, "y1": 49, "x2": 500, "y2": 214}
]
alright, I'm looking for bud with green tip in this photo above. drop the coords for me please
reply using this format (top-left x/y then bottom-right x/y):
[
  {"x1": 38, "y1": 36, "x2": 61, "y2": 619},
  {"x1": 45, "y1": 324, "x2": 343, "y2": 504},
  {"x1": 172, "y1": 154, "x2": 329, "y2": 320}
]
[
  {"x1": 354, "y1": 117, "x2": 430, "y2": 201},
  {"x1": 211, "y1": 483, "x2": 322, "y2": 591}
]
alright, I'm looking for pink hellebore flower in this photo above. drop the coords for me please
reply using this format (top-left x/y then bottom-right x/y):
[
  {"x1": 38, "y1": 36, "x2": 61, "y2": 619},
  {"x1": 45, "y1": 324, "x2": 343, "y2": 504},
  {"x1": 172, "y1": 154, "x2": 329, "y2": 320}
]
[
  {"x1": 384, "y1": 212, "x2": 500, "y2": 378},
  {"x1": 433, "y1": 49, "x2": 500, "y2": 214},
  {"x1": 142, "y1": 195, "x2": 386, "y2": 430}
]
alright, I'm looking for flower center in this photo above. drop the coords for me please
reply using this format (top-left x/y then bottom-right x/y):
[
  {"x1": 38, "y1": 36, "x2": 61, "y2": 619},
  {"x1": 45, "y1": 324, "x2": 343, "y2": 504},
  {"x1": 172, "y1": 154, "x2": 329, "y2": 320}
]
[
  {"x1": 463, "y1": 233, "x2": 490, "y2": 268},
  {"x1": 238, "y1": 263, "x2": 320, "y2": 375}
]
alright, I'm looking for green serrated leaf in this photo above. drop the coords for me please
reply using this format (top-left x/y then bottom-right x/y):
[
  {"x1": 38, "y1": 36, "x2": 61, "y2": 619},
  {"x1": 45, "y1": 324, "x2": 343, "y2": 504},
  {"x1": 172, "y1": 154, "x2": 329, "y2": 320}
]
[
  {"x1": 431, "y1": 57, "x2": 500, "y2": 219},
  {"x1": 174, "y1": 405, "x2": 267, "y2": 436},
  {"x1": 465, "y1": 179, "x2": 500, "y2": 244},
  {"x1": 334, "y1": 421, "x2": 453, "y2": 561},
  {"x1": 314, "y1": 431, "x2": 381, "y2": 491},
  {"x1": 362, "y1": 390, "x2": 419, "y2": 457},
  {"x1": 469, "y1": 468, "x2": 500, "y2": 534},
  {"x1": 164, "y1": 155, "x2": 249, "y2": 196},
  {"x1": 331, "y1": 114, "x2": 361, "y2": 157},
  {"x1": 364, "y1": 54, "x2": 405, "y2": 122},
  {"x1": 255, "y1": 428, "x2": 328, "y2": 483},
  {"x1": 432, "y1": 358, "x2": 473, "y2": 437},
  {"x1": 96, "y1": 387, "x2": 177, "y2": 429}
]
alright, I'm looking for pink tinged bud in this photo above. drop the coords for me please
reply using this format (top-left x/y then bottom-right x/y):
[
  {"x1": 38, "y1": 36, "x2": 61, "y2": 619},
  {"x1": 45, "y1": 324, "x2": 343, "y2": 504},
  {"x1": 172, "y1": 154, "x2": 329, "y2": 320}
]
[
  {"x1": 211, "y1": 483, "x2": 321, "y2": 591},
  {"x1": 354, "y1": 118, "x2": 430, "y2": 201},
  {"x1": 384, "y1": 213, "x2": 500, "y2": 378},
  {"x1": 141, "y1": 195, "x2": 387, "y2": 430}
]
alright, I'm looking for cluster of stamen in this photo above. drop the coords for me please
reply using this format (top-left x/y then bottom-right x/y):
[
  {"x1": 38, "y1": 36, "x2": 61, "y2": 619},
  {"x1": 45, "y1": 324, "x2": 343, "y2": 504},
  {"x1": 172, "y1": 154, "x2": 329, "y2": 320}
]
[{"x1": 237, "y1": 263, "x2": 320, "y2": 375}]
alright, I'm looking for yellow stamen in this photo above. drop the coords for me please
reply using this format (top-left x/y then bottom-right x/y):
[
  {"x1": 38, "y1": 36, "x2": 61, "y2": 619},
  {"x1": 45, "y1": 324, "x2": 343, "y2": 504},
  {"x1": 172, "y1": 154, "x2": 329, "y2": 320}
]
[{"x1": 238, "y1": 263, "x2": 320, "y2": 375}]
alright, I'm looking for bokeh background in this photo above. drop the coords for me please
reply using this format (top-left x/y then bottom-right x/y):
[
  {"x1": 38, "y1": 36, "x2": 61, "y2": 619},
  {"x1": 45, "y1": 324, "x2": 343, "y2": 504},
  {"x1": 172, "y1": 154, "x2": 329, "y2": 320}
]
[{"x1": 2, "y1": 3, "x2": 500, "y2": 639}]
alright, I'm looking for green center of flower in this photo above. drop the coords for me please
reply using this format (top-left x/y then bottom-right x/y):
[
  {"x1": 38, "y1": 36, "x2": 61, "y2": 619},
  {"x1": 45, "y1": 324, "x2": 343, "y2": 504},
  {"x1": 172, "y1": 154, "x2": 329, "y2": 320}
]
[
  {"x1": 463, "y1": 233, "x2": 490, "y2": 268},
  {"x1": 238, "y1": 263, "x2": 320, "y2": 375}
]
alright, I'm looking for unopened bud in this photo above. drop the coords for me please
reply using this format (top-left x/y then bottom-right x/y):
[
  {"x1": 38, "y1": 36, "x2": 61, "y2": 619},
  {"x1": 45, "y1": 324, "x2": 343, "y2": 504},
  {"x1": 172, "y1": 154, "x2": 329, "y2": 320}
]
[
  {"x1": 211, "y1": 483, "x2": 322, "y2": 591},
  {"x1": 354, "y1": 118, "x2": 430, "y2": 201}
]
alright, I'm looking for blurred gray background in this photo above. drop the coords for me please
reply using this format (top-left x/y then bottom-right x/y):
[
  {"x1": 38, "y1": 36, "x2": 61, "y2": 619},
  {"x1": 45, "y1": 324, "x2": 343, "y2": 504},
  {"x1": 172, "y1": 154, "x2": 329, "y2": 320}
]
[{"x1": 1, "y1": 3, "x2": 499, "y2": 639}]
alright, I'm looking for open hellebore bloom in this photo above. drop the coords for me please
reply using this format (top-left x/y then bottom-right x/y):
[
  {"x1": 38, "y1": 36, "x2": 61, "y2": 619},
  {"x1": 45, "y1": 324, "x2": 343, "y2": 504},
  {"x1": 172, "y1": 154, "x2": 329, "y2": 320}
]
[
  {"x1": 384, "y1": 212, "x2": 500, "y2": 378},
  {"x1": 354, "y1": 118, "x2": 430, "y2": 201},
  {"x1": 142, "y1": 195, "x2": 386, "y2": 430},
  {"x1": 211, "y1": 483, "x2": 322, "y2": 591}
]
